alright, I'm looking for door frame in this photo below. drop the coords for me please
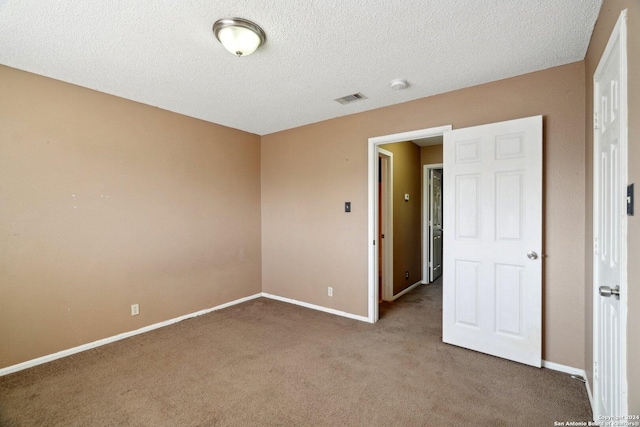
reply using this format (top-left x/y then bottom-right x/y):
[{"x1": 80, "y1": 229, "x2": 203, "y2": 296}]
[
  {"x1": 422, "y1": 163, "x2": 443, "y2": 284},
  {"x1": 378, "y1": 148, "x2": 394, "y2": 301},
  {"x1": 367, "y1": 125, "x2": 452, "y2": 322},
  {"x1": 592, "y1": 9, "x2": 628, "y2": 417}
]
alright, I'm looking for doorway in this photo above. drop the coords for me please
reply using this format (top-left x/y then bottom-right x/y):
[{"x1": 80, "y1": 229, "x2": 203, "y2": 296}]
[
  {"x1": 423, "y1": 164, "x2": 444, "y2": 284},
  {"x1": 367, "y1": 125, "x2": 452, "y2": 323},
  {"x1": 378, "y1": 148, "x2": 393, "y2": 302}
]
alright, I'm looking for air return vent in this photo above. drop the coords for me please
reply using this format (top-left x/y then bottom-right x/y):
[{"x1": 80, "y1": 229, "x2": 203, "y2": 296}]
[{"x1": 334, "y1": 92, "x2": 367, "y2": 105}]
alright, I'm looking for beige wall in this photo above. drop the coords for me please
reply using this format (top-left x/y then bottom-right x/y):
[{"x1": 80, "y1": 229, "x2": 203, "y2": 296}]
[
  {"x1": 0, "y1": 59, "x2": 590, "y2": 373},
  {"x1": 379, "y1": 142, "x2": 422, "y2": 294},
  {"x1": 0, "y1": 66, "x2": 262, "y2": 369},
  {"x1": 584, "y1": 1, "x2": 640, "y2": 413},
  {"x1": 262, "y1": 62, "x2": 586, "y2": 368},
  {"x1": 420, "y1": 144, "x2": 443, "y2": 165}
]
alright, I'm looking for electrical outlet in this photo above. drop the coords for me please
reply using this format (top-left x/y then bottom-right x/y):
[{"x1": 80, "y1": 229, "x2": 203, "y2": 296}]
[
  {"x1": 405, "y1": 271, "x2": 409, "y2": 280},
  {"x1": 131, "y1": 303, "x2": 139, "y2": 316},
  {"x1": 328, "y1": 287, "x2": 333, "y2": 297}
]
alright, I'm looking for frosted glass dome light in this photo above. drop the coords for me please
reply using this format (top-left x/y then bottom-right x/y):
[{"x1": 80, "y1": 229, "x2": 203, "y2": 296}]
[{"x1": 213, "y1": 18, "x2": 266, "y2": 57}]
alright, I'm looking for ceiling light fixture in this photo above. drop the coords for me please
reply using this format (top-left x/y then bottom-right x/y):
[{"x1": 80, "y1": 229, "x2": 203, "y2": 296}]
[
  {"x1": 390, "y1": 79, "x2": 409, "y2": 90},
  {"x1": 212, "y1": 17, "x2": 266, "y2": 57}
]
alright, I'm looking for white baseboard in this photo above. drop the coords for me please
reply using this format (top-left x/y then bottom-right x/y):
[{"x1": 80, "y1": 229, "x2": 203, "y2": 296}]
[
  {"x1": 390, "y1": 281, "x2": 423, "y2": 301},
  {"x1": 585, "y1": 373, "x2": 595, "y2": 415},
  {"x1": 542, "y1": 360, "x2": 594, "y2": 415},
  {"x1": 542, "y1": 360, "x2": 586, "y2": 376},
  {"x1": 261, "y1": 293, "x2": 370, "y2": 323},
  {"x1": 0, "y1": 293, "x2": 263, "y2": 377}
]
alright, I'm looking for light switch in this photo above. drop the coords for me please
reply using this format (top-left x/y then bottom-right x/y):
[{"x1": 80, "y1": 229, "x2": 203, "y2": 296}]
[
  {"x1": 404, "y1": 194, "x2": 410, "y2": 201},
  {"x1": 345, "y1": 202, "x2": 351, "y2": 213}
]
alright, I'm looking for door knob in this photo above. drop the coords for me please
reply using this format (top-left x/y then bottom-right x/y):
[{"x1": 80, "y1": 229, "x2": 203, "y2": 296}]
[
  {"x1": 599, "y1": 285, "x2": 620, "y2": 300},
  {"x1": 527, "y1": 251, "x2": 538, "y2": 260}
]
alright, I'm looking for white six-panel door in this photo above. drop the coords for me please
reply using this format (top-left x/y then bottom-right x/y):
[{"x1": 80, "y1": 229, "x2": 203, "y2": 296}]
[
  {"x1": 443, "y1": 116, "x2": 542, "y2": 367},
  {"x1": 593, "y1": 10, "x2": 628, "y2": 418}
]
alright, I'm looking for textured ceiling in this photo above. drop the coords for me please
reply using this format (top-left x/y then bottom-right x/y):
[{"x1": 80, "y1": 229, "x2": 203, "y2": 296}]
[{"x1": 0, "y1": 0, "x2": 601, "y2": 136}]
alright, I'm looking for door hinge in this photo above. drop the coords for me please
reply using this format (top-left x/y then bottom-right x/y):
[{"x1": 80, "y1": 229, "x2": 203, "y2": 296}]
[
  {"x1": 594, "y1": 237, "x2": 599, "y2": 254},
  {"x1": 594, "y1": 361, "x2": 598, "y2": 380},
  {"x1": 373, "y1": 240, "x2": 375, "y2": 246},
  {"x1": 594, "y1": 112, "x2": 599, "y2": 130}
]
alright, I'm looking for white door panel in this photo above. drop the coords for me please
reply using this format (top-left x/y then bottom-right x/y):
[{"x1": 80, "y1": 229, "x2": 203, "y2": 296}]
[
  {"x1": 593, "y1": 10, "x2": 628, "y2": 418},
  {"x1": 443, "y1": 115, "x2": 542, "y2": 367}
]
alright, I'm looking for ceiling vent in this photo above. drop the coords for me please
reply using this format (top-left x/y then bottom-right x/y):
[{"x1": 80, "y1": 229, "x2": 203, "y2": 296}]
[{"x1": 334, "y1": 92, "x2": 367, "y2": 105}]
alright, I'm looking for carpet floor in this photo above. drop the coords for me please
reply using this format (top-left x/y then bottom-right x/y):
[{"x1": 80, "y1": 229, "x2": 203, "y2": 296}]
[{"x1": 0, "y1": 280, "x2": 592, "y2": 426}]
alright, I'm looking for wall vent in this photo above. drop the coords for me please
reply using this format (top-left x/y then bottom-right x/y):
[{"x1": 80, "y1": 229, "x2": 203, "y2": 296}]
[{"x1": 334, "y1": 92, "x2": 367, "y2": 105}]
